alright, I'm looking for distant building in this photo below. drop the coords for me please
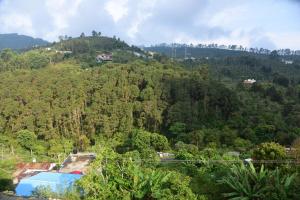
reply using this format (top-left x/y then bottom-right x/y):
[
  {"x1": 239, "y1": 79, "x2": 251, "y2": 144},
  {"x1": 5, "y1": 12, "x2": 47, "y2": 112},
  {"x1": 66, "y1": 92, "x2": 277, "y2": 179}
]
[
  {"x1": 133, "y1": 52, "x2": 141, "y2": 57},
  {"x1": 243, "y1": 79, "x2": 256, "y2": 84},
  {"x1": 244, "y1": 158, "x2": 252, "y2": 163},
  {"x1": 157, "y1": 152, "x2": 174, "y2": 159},
  {"x1": 133, "y1": 51, "x2": 147, "y2": 58},
  {"x1": 55, "y1": 50, "x2": 72, "y2": 54},
  {"x1": 147, "y1": 51, "x2": 156, "y2": 58},
  {"x1": 281, "y1": 59, "x2": 293, "y2": 65},
  {"x1": 96, "y1": 53, "x2": 113, "y2": 63},
  {"x1": 285, "y1": 147, "x2": 296, "y2": 156}
]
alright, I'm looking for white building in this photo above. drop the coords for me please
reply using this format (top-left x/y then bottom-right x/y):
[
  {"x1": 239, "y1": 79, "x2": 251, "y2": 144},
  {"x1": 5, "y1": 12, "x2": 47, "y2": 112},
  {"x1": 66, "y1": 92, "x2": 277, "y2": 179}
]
[
  {"x1": 243, "y1": 79, "x2": 256, "y2": 84},
  {"x1": 282, "y1": 59, "x2": 293, "y2": 65},
  {"x1": 157, "y1": 152, "x2": 174, "y2": 159},
  {"x1": 96, "y1": 53, "x2": 113, "y2": 63}
]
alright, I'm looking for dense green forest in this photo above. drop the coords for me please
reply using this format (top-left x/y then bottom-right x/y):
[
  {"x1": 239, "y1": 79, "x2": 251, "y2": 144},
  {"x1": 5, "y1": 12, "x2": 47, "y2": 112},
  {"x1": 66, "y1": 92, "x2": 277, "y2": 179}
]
[{"x1": 1, "y1": 35, "x2": 300, "y2": 199}]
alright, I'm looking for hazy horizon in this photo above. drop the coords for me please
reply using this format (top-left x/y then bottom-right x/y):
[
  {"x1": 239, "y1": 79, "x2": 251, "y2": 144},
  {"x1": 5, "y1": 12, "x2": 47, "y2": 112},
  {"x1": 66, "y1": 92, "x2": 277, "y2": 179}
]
[{"x1": 0, "y1": 0, "x2": 300, "y2": 50}]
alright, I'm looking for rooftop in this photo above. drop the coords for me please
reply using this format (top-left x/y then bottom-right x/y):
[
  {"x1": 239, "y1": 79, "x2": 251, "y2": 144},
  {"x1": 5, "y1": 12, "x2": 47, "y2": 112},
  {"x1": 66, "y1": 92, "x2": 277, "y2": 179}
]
[
  {"x1": 243, "y1": 79, "x2": 256, "y2": 84},
  {"x1": 13, "y1": 163, "x2": 56, "y2": 184},
  {"x1": 15, "y1": 172, "x2": 82, "y2": 197},
  {"x1": 59, "y1": 153, "x2": 96, "y2": 174}
]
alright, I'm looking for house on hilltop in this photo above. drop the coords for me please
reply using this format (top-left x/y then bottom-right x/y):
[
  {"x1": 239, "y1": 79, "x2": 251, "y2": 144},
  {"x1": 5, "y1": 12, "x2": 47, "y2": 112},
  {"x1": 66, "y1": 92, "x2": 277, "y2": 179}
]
[
  {"x1": 55, "y1": 50, "x2": 72, "y2": 54},
  {"x1": 243, "y1": 79, "x2": 256, "y2": 84},
  {"x1": 281, "y1": 59, "x2": 293, "y2": 65},
  {"x1": 96, "y1": 53, "x2": 113, "y2": 63},
  {"x1": 157, "y1": 152, "x2": 174, "y2": 159}
]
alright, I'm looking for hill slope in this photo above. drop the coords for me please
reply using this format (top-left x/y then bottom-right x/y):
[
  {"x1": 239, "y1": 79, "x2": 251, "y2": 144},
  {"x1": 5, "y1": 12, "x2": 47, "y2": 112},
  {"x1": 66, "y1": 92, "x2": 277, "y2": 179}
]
[{"x1": 0, "y1": 33, "x2": 49, "y2": 50}]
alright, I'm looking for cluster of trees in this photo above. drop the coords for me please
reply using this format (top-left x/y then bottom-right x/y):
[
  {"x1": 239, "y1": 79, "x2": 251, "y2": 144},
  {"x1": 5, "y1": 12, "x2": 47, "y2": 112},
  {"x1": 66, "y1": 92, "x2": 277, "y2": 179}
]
[
  {"x1": 197, "y1": 55, "x2": 300, "y2": 83},
  {"x1": 31, "y1": 131, "x2": 300, "y2": 200},
  {"x1": 1, "y1": 35, "x2": 300, "y2": 199},
  {"x1": 0, "y1": 49, "x2": 53, "y2": 71},
  {"x1": 0, "y1": 38, "x2": 300, "y2": 154},
  {"x1": 56, "y1": 36, "x2": 129, "y2": 54},
  {"x1": 54, "y1": 33, "x2": 143, "y2": 68},
  {"x1": 0, "y1": 59, "x2": 243, "y2": 153}
]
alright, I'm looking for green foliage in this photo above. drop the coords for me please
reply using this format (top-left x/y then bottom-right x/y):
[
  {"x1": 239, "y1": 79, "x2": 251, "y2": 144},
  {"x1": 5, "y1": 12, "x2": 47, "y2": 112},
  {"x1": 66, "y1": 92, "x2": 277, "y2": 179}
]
[
  {"x1": 233, "y1": 138, "x2": 253, "y2": 152},
  {"x1": 169, "y1": 122, "x2": 187, "y2": 136},
  {"x1": 23, "y1": 51, "x2": 49, "y2": 69},
  {"x1": 77, "y1": 147, "x2": 197, "y2": 200},
  {"x1": 129, "y1": 129, "x2": 170, "y2": 152},
  {"x1": 0, "y1": 159, "x2": 15, "y2": 191},
  {"x1": 33, "y1": 185, "x2": 81, "y2": 200},
  {"x1": 175, "y1": 149, "x2": 195, "y2": 161},
  {"x1": 32, "y1": 186, "x2": 55, "y2": 199},
  {"x1": 219, "y1": 163, "x2": 296, "y2": 200},
  {"x1": 1, "y1": 47, "x2": 298, "y2": 148},
  {"x1": 48, "y1": 138, "x2": 73, "y2": 158},
  {"x1": 175, "y1": 141, "x2": 199, "y2": 156},
  {"x1": 273, "y1": 74, "x2": 290, "y2": 87},
  {"x1": 252, "y1": 142, "x2": 286, "y2": 161},
  {"x1": 220, "y1": 163, "x2": 269, "y2": 199},
  {"x1": 0, "y1": 49, "x2": 16, "y2": 62},
  {"x1": 16, "y1": 130, "x2": 37, "y2": 151},
  {"x1": 1, "y1": 34, "x2": 300, "y2": 199},
  {"x1": 56, "y1": 36, "x2": 129, "y2": 54}
]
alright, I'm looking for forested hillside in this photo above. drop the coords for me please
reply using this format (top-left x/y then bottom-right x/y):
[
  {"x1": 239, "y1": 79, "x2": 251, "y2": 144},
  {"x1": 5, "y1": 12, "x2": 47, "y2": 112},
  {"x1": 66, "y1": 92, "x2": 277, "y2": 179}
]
[
  {"x1": 147, "y1": 45, "x2": 300, "y2": 83},
  {"x1": 145, "y1": 45, "x2": 252, "y2": 58},
  {"x1": 0, "y1": 33, "x2": 49, "y2": 50},
  {"x1": 1, "y1": 35, "x2": 300, "y2": 199},
  {"x1": 183, "y1": 55, "x2": 300, "y2": 84}
]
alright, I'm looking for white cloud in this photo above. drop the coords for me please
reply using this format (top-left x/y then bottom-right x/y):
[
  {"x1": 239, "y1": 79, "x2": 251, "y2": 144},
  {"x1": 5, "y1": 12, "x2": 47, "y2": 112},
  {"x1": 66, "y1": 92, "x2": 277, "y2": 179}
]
[
  {"x1": 0, "y1": 0, "x2": 300, "y2": 49},
  {"x1": 267, "y1": 32, "x2": 300, "y2": 50},
  {"x1": 105, "y1": 0, "x2": 129, "y2": 22},
  {"x1": 127, "y1": 0, "x2": 157, "y2": 39},
  {"x1": 0, "y1": 13, "x2": 35, "y2": 36},
  {"x1": 44, "y1": 0, "x2": 83, "y2": 40}
]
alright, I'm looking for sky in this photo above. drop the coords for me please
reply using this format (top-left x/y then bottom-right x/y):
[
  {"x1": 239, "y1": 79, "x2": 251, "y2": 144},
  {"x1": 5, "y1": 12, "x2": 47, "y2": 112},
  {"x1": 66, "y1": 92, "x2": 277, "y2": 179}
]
[{"x1": 0, "y1": 0, "x2": 300, "y2": 50}]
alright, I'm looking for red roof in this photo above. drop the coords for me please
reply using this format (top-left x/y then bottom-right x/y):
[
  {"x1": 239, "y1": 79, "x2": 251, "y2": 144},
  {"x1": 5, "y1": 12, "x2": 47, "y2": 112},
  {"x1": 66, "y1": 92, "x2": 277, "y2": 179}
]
[{"x1": 70, "y1": 170, "x2": 82, "y2": 174}]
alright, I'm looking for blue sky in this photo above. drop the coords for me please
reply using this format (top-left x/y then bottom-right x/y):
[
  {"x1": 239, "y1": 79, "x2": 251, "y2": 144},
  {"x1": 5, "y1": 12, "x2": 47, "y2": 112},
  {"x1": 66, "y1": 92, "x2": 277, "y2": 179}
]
[{"x1": 0, "y1": 0, "x2": 299, "y2": 49}]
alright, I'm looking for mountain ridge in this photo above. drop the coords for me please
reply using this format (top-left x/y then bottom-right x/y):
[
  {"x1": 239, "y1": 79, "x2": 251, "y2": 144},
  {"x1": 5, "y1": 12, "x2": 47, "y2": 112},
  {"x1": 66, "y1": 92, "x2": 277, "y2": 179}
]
[{"x1": 0, "y1": 33, "x2": 49, "y2": 50}]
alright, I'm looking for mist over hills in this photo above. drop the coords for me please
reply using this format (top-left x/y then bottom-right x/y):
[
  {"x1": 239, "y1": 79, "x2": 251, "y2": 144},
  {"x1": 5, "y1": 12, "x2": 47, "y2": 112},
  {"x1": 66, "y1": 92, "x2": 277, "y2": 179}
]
[{"x1": 0, "y1": 33, "x2": 49, "y2": 50}]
